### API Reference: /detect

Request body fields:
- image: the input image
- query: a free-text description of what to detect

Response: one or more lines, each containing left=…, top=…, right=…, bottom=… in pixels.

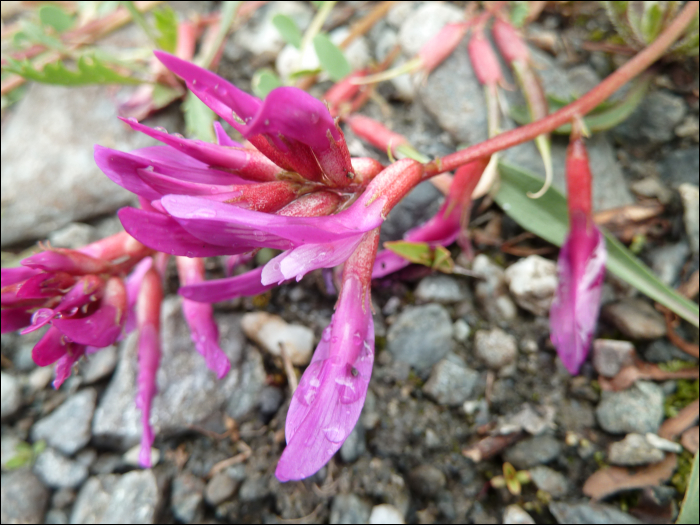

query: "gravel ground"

left=1, top=2, right=698, bottom=524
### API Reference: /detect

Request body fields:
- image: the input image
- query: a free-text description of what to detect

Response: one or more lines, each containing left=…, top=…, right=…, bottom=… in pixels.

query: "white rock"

left=241, top=312, right=314, bottom=365
left=646, top=433, right=684, bottom=453
left=503, top=504, right=535, bottom=524
left=505, top=255, right=558, bottom=316
left=123, top=444, right=161, bottom=467
left=234, top=2, right=313, bottom=57
left=1, top=372, right=22, bottom=421
left=398, top=3, right=463, bottom=56
left=679, top=183, right=699, bottom=254
left=453, top=319, right=470, bottom=342
left=369, top=504, right=405, bottom=524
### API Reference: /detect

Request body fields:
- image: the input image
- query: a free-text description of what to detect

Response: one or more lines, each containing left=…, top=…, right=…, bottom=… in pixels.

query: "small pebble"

left=122, top=444, right=160, bottom=468
left=422, top=355, right=479, bottom=406
left=503, top=504, right=535, bottom=524
left=453, top=319, right=470, bottom=342
left=592, top=339, right=635, bottom=378
left=205, top=472, right=239, bottom=506
left=0, top=372, right=22, bottom=420
left=608, top=433, right=665, bottom=466
left=408, top=464, right=446, bottom=498
left=504, top=255, right=557, bottom=316
left=602, top=299, right=667, bottom=340
left=241, top=312, right=313, bottom=365
left=646, top=432, right=683, bottom=453
left=529, top=466, right=569, bottom=498
left=474, top=328, right=518, bottom=370
left=503, top=435, right=562, bottom=469
left=369, top=503, right=405, bottom=524
left=679, top=183, right=699, bottom=255
left=33, top=448, right=88, bottom=489
left=415, top=274, right=468, bottom=304
left=596, top=381, right=664, bottom=434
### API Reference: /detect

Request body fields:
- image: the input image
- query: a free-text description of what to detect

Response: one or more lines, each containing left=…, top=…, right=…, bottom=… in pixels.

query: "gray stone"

left=70, top=475, right=118, bottom=524
left=501, top=404, right=557, bottom=436
left=608, top=433, right=665, bottom=466
left=0, top=372, right=21, bottom=420
left=503, top=505, right=535, bottom=524
left=340, top=422, right=366, bottom=463
left=52, top=486, right=77, bottom=508
left=503, top=435, right=562, bottom=469
left=679, top=183, right=699, bottom=255
left=398, top=2, right=463, bottom=56
left=1, top=470, right=49, bottom=524
left=596, top=381, right=664, bottom=434
left=612, top=90, right=687, bottom=146
left=407, top=464, right=446, bottom=499
left=643, top=338, right=698, bottom=363
left=630, top=176, right=674, bottom=205
left=415, top=274, right=469, bottom=304
left=659, top=148, right=699, bottom=189
left=205, top=471, right=239, bottom=506
left=423, top=354, right=479, bottom=406
left=472, top=255, right=517, bottom=322
left=79, top=346, right=118, bottom=384
left=602, top=299, right=667, bottom=340
left=549, top=501, right=643, bottom=524
left=33, top=448, right=88, bottom=489
left=387, top=304, right=453, bottom=373
left=380, top=181, right=443, bottom=244
left=238, top=473, right=270, bottom=502
left=592, top=340, right=635, bottom=378
left=93, top=299, right=265, bottom=448
left=330, top=493, right=372, bottom=524
left=529, top=466, right=569, bottom=498
left=649, top=242, right=690, bottom=286
left=369, top=504, right=405, bottom=524
left=259, top=385, right=284, bottom=416
left=453, top=318, right=470, bottom=342
left=0, top=83, right=160, bottom=247
left=505, top=256, right=558, bottom=316
left=474, top=328, right=518, bottom=370
left=45, top=509, right=69, bottom=524
left=48, top=222, right=97, bottom=249
left=31, top=388, right=96, bottom=455
left=171, top=473, right=205, bottom=523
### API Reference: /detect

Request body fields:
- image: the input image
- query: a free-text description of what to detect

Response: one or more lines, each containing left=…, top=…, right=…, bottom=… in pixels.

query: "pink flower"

left=275, top=229, right=379, bottom=482
left=549, top=130, right=606, bottom=374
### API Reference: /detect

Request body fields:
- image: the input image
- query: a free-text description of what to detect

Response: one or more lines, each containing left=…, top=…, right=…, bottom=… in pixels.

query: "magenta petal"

left=245, top=87, right=340, bottom=151
left=214, top=122, right=241, bottom=147
left=134, top=166, right=241, bottom=197
left=161, top=194, right=385, bottom=248
left=549, top=216, right=606, bottom=375
left=16, top=272, right=77, bottom=300
left=154, top=51, right=261, bottom=132
left=94, top=145, right=162, bottom=201
left=371, top=250, right=411, bottom=279
left=124, top=258, right=154, bottom=335
left=53, top=345, right=86, bottom=389
left=20, top=308, right=56, bottom=334
left=179, top=267, right=276, bottom=303
left=1, top=308, right=34, bottom=333
left=136, top=323, right=160, bottom=468
left=118, top=207, right=251, bottom=257
left=32, top=327, right=69, bottom=366
left=1, top=267, right=41, bottom=288
left=275, top=276, right=375, bottom=482
left=181, top=299, right=230, bottom=378
left=52, top=303, right=123, bottom=348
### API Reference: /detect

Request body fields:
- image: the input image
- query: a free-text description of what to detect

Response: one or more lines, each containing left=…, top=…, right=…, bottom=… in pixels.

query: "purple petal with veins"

left=275, top=275, right=374, bottom=481
left=179, top=267, right=277, bottom=303
left=160, top=193, right=386, bottom=249
left=549, top=213, right=606, bottom=375
left=118, top=207, right=252, bottom=257
left=262, top=235, right=363, bottom=285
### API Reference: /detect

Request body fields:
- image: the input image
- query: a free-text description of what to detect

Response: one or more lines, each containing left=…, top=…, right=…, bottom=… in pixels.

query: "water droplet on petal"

left=323, top=426, right=344, bottom=443
left=322, top=327, right=332, bottom=342
left=126, top=117, right=138, bottom=123
left=335, top=372, right=362, bottom=404
left=172, top=133, right=185, bottom=139
left=154, top=126, right=167, bottom=133
left=253, top=230, right=265, bottom=242
left=352, top=331, right=363, bottom=346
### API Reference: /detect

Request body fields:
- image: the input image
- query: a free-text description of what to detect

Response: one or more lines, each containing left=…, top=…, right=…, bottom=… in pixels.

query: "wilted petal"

left=275, top=275, right=374, bottom=482
left=549, top=214, right=606, bottom=375
left=118, top=207, right=253, bottom=257
left=261, top=235, right=363, bottom=285
left=179, top=267, right=276, bottom=303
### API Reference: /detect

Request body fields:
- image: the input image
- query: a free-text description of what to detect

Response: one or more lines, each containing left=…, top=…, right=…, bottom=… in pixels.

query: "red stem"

left=423, top=1, right=699, bottom=179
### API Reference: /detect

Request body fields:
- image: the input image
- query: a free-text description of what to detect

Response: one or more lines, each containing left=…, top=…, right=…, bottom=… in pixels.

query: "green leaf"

left=641, top=2, right=665, bottom=42
left=153, top=6, right=178, bottom=53
left=39, top=5, right=75, bottom=32
left=15, top=21, right=65, bottom=50
left=3, top=55, right=141, bottom=86
left=151, top=83, right=183, bottom=108
left=678, top=452, right=700, bottom=524
left=312, top=33, right=350, bottom=82
left=509, top=1, right=530, bottom=28
left=251, top=68, right=282, bottom=98
left=288, top=68, right=323, bottom=80
left=182, top=91, right=215, bottom=142
left=384, top=241, right=455, bottom=273
left=272, top=14, right=303, bottom=49
left=494, top=161, right=699, bottom=327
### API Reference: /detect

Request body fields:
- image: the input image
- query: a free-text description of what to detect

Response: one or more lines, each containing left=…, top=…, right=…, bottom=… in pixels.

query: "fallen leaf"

left=659, top=399, right=699, bottom=440
left=583, top=453, right=677, bottom=500
left=681, top=426, right=699, bottom=454
left=462, top=432, right=524, bottom=463
left=599, top=359, right=699, bottom=391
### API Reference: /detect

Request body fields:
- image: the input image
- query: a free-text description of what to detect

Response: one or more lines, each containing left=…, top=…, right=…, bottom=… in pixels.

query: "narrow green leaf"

left=288, top=68, right=323, bottom=80
left=3, top=55, right=141, bottom=86
left=312, top=33, right=350, bottom=82
left=272, top=14, right=303, bottom=49
left=509, top=1, right=530, bottom=28
left=182, top=92, right=215, bottom=142
left=251, top=68, right=282, bottom=99
left=16, top=21, right=65, bottom=50
left=677, top=452, right=699, bottom=524
left=153, top=6, right=178, bottom=53
left=641, top=2, right=664, bottom=42
left=494, top=161, right=699, bottom=327
left=385, top=241, right=434, bottom=266
left=39, top=5, right=75, bottom=32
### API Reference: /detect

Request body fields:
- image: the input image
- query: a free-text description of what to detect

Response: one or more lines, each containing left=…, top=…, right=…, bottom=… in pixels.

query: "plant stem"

left=423, top=0, right=699, bottom=179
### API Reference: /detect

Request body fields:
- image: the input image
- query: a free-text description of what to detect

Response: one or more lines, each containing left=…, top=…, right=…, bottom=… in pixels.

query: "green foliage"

left=251, top=68, right=283, bottom=98
left=384, top=241, right=455, bottom=273
left=678, top=452, right=699, bottom=524
left=153, top=6, right=178, bottom=53
left=13, top=21, right=65, bottom=50
left=664, top=379, right=699, bottom=418
left=4, top=440, right=46, bottom=470
left=39, top=5, right=75, bottom=32
left=509, top=1, right=530, bottom=28
left=494, top=161, right=700, bottom=327
left=272, top=14, right=303, bottom=49
left=3, top=55, right=141, bottom=86
left=182, top=92, right=215, bottom=143
left=312, top=33, right=350, bottom=82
